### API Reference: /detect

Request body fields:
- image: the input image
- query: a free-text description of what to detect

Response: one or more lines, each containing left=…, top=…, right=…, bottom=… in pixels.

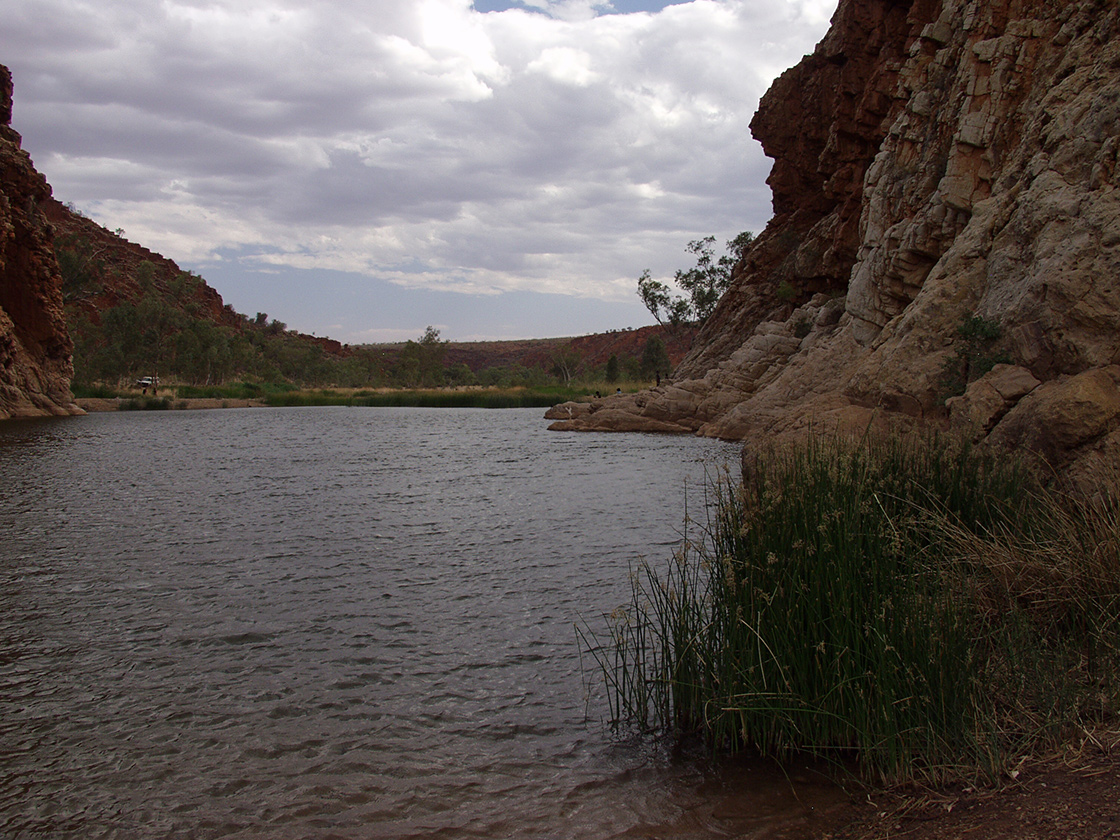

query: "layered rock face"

left=0, top=65, right=81, bottom=419
left=550, top=0, right=1120, bottom=483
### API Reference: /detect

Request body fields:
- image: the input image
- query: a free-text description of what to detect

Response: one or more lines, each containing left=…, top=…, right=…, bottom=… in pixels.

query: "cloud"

left=0, top=0, right=833, bottom=340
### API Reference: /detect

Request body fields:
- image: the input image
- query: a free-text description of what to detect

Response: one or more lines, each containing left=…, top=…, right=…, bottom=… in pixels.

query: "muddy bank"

left=824, top=748, right=1120, bottom=840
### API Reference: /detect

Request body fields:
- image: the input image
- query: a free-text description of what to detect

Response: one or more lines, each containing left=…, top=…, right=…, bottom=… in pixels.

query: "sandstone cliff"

left=0, top=64, right=81, bottom=419
left=549, top=0, right=1120, bottom=485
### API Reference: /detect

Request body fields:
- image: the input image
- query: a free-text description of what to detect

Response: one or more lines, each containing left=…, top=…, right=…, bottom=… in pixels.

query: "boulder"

left=986, top=367, right=1120, bottom=468
left=946, top=364, right=1041, bottom=437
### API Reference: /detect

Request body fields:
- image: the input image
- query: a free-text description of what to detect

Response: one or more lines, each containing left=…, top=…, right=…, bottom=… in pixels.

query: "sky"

left=1, top=0, right=836, bottom=343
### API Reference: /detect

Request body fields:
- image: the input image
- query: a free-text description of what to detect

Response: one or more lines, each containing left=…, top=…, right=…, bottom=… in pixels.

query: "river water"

left=0, top=406, right=846, bottom=839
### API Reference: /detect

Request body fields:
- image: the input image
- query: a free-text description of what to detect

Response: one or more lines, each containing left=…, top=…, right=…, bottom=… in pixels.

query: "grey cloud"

left=0, top=0, right=832, bottom=322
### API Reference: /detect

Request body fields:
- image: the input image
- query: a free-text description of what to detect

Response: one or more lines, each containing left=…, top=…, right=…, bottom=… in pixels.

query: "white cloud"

left=518, top=0, right=616, bottom=22
left=0, top=0, right=834, bottom=340
left=527, top=47, right=597, bottom=86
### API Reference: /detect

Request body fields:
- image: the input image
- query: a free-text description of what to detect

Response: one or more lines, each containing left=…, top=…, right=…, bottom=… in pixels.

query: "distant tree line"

left=57, top=235, right=671, bottom=393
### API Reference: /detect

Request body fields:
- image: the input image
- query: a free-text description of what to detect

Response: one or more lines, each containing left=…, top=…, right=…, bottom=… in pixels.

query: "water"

left=0, top=407, right=846, bottom=839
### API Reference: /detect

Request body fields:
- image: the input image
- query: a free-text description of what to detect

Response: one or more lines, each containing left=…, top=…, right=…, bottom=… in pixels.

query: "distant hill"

left=41, top=193, right=690, bottom=387
left=369, top=326, right=694, bottom=374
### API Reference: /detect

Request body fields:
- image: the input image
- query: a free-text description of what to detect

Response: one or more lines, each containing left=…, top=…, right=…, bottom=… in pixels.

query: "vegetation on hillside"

left=586, top=433, right=1120, bottom=786
left=56, top=229, right=676, bottom=395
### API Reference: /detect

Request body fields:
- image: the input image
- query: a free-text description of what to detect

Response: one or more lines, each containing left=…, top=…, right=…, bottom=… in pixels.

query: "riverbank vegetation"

left=257, top=385, right=604, bottom=409
left=61, top=245, right=674, bottom=397
left=55, top=212, right=686, bottom=401
left=588, top=433, right=1120, bottom=787
left=73, top=380, right=644, bottom=409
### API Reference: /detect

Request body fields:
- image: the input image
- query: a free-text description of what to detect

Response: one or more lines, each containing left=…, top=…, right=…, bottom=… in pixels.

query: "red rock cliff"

left=0, top=64, right=81, bottom=419
left=550, top=0, right=1120, bottom=486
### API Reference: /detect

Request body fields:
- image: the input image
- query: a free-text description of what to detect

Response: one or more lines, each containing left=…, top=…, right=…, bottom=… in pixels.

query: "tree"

left=725, top=230, right=755, bottom=263
left=637, top=270, right=673, bottom=327
left=416, top=326, right=447, bottom=385
left=135, top=260, right=157, bottom=293
left=173, top=319, right=233, bottom=385
left=396, top=326, right=447, bottom=387
left=99, top=302, right=143, bottom=383
left=550, top=346, right=583, bottom=384
left=637, top=231, right=754, bottom=328
left=445, top=362, right=476, bottom=387
left=55, top=234, right=106, bottom=303
left=605, top=354, right=620, bottom=383
left=640, top=335, right=671, bottom=380
left=135, top=295, right=184, bottom=382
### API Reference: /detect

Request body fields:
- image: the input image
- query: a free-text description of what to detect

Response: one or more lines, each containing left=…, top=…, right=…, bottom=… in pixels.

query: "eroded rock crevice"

left=0, top=64, right=81, bottom=419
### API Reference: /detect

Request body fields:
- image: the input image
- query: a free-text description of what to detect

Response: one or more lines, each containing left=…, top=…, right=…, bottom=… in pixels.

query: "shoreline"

left=824, top=747, right=1120, bottom=839
left=75, top=397, right=267, bottom=412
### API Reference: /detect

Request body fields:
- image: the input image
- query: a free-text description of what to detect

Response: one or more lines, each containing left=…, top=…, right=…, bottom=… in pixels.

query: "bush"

left=940, top=314, right=1011, bottom=400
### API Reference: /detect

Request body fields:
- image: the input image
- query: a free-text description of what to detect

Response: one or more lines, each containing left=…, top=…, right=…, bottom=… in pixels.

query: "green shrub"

left=176, top=381, right=295, bottom=400
left=940, top=314, right=1011, bottom=400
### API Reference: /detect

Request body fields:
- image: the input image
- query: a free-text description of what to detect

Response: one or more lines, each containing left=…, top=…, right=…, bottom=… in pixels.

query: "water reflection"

left=0, top=407, right=846, bottom=838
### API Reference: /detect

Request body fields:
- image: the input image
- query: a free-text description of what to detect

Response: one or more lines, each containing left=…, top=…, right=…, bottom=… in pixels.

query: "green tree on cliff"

left=638, top=231, right=754, bottom=328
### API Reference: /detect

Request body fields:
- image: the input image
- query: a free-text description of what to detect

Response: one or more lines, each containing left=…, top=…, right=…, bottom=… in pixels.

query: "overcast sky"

left=2, top=0, right=835, bottom=343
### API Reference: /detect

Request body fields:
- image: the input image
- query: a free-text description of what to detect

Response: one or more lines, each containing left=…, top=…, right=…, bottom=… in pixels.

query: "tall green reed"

left=589, top=433, right=1120, bottom=785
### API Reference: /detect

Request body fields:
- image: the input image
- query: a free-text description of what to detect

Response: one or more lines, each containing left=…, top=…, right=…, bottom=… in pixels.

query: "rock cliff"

left=549, top=0, right=1120, bottom=485
left=0, top=64, right=81, bottom=419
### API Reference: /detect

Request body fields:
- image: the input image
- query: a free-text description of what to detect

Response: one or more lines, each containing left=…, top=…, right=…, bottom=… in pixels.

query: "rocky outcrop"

left=0, top=64, right=81, bottom=419
left=551, top=0, right=1120, bottom=484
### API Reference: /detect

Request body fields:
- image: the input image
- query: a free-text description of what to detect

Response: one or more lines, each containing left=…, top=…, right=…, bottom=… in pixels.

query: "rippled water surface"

left=0, top=407, right=845, bottom=838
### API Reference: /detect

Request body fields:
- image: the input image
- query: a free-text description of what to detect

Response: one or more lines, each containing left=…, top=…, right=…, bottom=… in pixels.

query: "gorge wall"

left=0, top=64, right=81, bottom=419
left=549, top=0, right=1120, bottom=485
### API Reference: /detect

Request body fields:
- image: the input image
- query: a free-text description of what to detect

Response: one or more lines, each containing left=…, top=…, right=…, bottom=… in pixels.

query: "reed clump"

left=592, top=433, right=1120, bottom=786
